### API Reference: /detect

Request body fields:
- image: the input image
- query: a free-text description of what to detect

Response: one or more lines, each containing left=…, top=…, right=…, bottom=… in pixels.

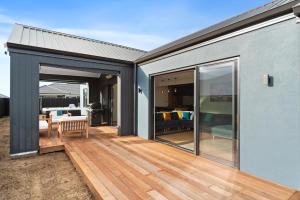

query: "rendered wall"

left=137, top=17, right=300, bottom=189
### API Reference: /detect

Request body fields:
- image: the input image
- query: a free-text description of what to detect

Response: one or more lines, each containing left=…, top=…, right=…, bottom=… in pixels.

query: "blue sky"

left=0, top=0, right=271, bottom=96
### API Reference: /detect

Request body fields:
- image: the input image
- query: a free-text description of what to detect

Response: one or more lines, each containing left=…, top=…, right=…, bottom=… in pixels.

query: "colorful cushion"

left=177, top=112, right=183, bottom=120
left=163, top=112, right=171, bottom=121
left=182, top=112, right=190, bottom=120
left=57, top=110, right=63, bottom=116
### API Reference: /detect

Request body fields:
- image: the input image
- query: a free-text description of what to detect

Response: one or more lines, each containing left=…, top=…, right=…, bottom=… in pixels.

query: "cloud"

left=0, top=14, right=14, bottom=24
left=0, top=11, right=174, bottom=96
left=55, top=28, right=170, bottom=51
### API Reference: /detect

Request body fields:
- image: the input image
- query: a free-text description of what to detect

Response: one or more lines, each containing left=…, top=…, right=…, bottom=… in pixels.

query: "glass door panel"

left=153, top=70, right=195, bottom=152
left=199, top=61, right=237, bottom=166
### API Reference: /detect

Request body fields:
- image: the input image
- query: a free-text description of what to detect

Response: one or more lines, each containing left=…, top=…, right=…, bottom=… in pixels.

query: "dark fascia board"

left=6, top=42, right=135, bottom=66
left=135, top=1, right=299, bottom=64
left=293, top=3, right=300, bottom=16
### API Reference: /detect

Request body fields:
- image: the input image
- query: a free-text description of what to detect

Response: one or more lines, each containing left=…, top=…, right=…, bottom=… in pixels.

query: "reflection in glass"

left=199, top=63, right=237, bottom=166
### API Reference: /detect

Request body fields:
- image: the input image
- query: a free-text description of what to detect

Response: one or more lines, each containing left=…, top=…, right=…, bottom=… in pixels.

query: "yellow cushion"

left=177, top=112, right=183, bottom=120
left=163, top=112, right=171, bottom=121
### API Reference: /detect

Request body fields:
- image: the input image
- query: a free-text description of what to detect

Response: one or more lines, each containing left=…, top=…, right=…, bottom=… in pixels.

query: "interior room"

left=38, top=65, right=119, bottom=141
left=153, top=61, right=237, bottom=166
left=154, top=70, right=195, bottom=151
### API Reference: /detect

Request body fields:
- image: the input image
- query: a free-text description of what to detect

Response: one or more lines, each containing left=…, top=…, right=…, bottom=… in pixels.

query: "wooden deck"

left=40, top=127, right=298, bottom=200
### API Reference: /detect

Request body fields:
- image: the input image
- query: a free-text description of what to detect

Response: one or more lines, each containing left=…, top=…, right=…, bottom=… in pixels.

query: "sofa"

left=155, top=111, right=233, bottom=137
left=155, top=111, right=194, bottom=134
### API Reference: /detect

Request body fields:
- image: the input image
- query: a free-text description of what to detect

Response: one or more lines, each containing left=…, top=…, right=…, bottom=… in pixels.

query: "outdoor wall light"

left=262, top=74, right=273, bottom=87
left=138, top=87, right=143, bottom=94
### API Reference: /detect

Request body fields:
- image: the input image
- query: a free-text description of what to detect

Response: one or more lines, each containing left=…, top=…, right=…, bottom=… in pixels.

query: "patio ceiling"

left=40, top=65, right=102, bottom=78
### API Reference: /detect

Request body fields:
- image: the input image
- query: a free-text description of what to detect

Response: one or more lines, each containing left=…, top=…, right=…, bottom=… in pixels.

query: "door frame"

left=148, top=57, right=240, bottom=168
left=149, top=66, right=197, bottom=153
left=197, top=57, right=240, bottom=168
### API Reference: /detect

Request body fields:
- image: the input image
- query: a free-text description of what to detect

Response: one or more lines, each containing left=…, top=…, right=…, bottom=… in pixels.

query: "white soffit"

left=39, top=65, right=101, bottom=78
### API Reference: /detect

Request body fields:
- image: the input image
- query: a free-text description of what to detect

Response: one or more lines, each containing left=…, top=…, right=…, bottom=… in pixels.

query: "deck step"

left=65, top=143, right=116, bottom=200
left=39, top=144, right=64, bottom=154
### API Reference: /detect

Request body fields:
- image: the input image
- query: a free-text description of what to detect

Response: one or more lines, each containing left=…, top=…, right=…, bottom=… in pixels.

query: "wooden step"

left=39, top=144, right=64, bottom=154
left=65, top=143, right=116, bottom=200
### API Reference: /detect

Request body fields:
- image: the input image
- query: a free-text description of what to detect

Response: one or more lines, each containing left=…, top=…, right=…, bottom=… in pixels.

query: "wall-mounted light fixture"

left=262, top=74, right=273, bottom=87
left=138, top=87, right=143, bottom=93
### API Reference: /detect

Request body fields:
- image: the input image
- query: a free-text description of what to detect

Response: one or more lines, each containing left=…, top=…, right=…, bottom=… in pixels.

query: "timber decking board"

left=40, top=127, right=297, bottom=200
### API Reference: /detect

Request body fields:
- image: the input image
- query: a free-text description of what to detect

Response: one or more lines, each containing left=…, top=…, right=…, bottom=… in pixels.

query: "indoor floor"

left=157, top=131, right=233, bottom=162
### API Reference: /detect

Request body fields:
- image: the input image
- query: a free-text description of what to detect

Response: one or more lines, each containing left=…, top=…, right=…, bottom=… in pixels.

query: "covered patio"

left=7, top=24, right=145, bottom=156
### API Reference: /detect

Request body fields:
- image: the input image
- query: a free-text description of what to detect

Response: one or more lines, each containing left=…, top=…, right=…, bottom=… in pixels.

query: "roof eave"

left=135, top=1, right=298, bottom=64
left=6, top=42, right=135, bottom=65
left=293, top=3, right=300, bottom=16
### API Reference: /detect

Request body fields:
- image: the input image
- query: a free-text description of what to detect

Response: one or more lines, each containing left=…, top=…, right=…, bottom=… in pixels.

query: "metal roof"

left=136, top=0, right=300, bottom=63
left=40, top=83, right=80, bottom=96
left=6, top=24, right=146, bottom=63
left=0, top=94, right=9, bottom=98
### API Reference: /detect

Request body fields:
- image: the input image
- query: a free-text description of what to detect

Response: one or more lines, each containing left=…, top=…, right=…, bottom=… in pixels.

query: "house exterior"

left=39, top=83, right=80, bottom=98
left=6, top=0, right=300, bottom=191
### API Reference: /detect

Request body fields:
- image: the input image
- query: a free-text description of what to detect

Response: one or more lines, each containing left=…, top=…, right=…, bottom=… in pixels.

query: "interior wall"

left=137, top=17, right=300, bottom=190
left=155, top=86, right=168, bottom=107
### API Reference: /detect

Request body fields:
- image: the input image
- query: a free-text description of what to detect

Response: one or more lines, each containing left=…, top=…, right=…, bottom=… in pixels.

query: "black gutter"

left=136, top=0, right=300, bottom=64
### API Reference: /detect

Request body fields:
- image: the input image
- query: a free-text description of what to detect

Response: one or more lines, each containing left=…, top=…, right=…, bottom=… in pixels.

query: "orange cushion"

left=177, top=112, right=183, bottom=120
left=163, top=112, right=171, bottom=121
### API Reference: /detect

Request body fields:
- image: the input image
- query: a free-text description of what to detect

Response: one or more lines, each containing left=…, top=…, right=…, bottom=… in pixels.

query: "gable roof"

left=136, top=0, right=300, bottom=63
left=40, top=83, right=80, bottom=96
left=6, top=24, right=146, bottom=63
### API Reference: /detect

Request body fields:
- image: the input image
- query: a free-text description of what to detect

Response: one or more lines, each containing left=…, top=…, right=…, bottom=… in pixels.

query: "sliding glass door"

left=198, top=60, right=238, bottom=167
left=151, top=59, right=239, bottom=167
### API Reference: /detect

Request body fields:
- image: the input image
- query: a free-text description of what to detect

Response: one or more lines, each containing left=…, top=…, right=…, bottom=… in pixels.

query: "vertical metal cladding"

left=10, top=53, right=39, bottom=154
left=9, top=50, right=135, bottom=154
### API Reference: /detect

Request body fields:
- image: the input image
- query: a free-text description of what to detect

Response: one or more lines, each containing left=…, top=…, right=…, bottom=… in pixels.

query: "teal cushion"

left=202, top=113, right=213, bottom=123
left=182, top=112, right=190, bottom=120
left=57, top=110, right=63, bottom=116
